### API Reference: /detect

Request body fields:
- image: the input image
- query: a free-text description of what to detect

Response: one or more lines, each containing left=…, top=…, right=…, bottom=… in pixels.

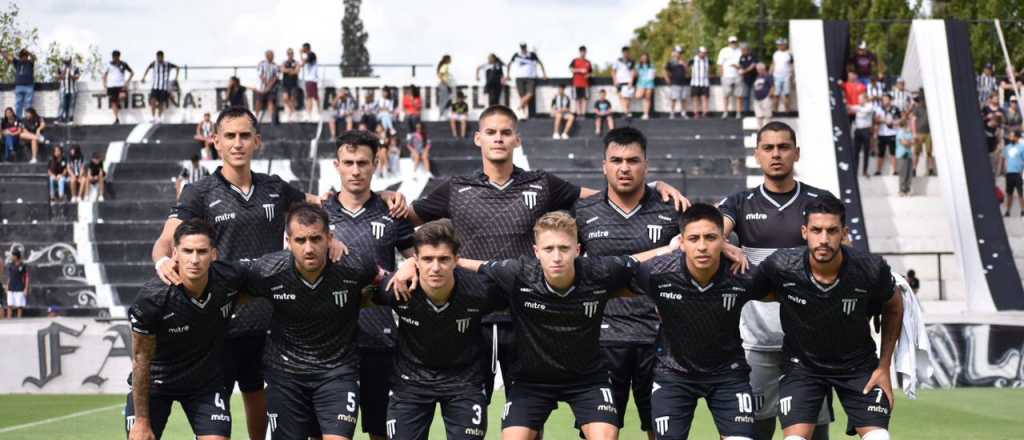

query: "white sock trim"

left=861, top=429, right=891, bottom=440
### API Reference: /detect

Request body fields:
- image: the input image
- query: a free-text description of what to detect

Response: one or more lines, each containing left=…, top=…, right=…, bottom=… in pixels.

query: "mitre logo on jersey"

left=722, top=293, right=738, bottom=311
left=647, top=224, right=663, bottom=242
left=587, top=230, right=609, bottom=239
left=745, top=212, right=768, bottom=221
left=522, top=191, right=538, bottom=209
left=456, top=318, right=471, bottom=333
left=370, top=221, right=386, bottom=239
left=842, top=298, right=858, bottom=315
left=214, top=212, right=236, bottom=223
left=262, top=203, right=275, bottom=221
left=333, top=290, right=348, bottom=307
left=273, top=292, right=296, bottom=301
left=583, top=300, right=600, bottom=317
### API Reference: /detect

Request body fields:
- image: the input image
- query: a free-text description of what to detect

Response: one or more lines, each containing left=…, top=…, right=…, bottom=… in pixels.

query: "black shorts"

left=1007, top=172, right=1023, bottom=196
left=986, top=136, right=998, bottom=153
left=387, top=386, right=489, bottom=439
left=574, top=87, right=589, bottom=100
left=282, top=84, right=301, bottom=98
left=359, top=349, right=393, bottom=436
left=649, top=369, right=754, bottom=439
left=691, top=86, right=709, bottom=97
left=516, top=78, right=537, bottom=97
left=257, top=85, right=279, bottom=105
left=124, top=389, right=232, bottom=438
left=877, top=136, right=896, bottom=157
left=779, top=365, right=890, bottom=434
left=223, top=334, right=266, bottom=393
left=599, top=343, right=655, bottom=431
left=265, top=370, right=360, bottom=440
left=502, top=379, right=619, bottom=431
left=481, top=322, right=517, bottom=401
left=149, top=89, right=170, bottom=104
left=107, top=87, right=125, bottom=101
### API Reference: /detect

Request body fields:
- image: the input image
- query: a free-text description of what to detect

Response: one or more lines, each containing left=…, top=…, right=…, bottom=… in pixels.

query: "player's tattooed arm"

left=865, top=290, right=904, bottom=408
left=129, top=333, right=157, bottom=440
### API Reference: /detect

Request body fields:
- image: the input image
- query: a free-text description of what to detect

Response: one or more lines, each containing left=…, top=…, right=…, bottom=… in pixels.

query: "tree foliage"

left=341, top=0, right=373, bottom=77
left=932, top=0, right=1024, bottom=74
left=0, top=2, right=102, bottom=82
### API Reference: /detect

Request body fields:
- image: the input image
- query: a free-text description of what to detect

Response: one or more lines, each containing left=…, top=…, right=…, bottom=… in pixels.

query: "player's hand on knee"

left=156, top=256, right=182, bottom=285
left=863, top=366, right=894, bottom=409
left=128, top=418, right=156, bottom=440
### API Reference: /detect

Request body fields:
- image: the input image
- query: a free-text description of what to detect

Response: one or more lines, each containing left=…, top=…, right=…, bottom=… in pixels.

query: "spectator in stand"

left=977, top=63, right=999, bottom=107
left=281, top=48, right=301, bottom=120
left=176, top=154, right=209, bottom=201
left=999, top=67, right=1024, bottom=105
left=5, top=249, right=29, bottom=319
left=329, top=87, right=358, bottom=139
left=593, top=89, right=614, bottom=135
left=771, top=38, right=794, bottom=112
left=866, top=73, right=887, bottom=109
left=910, top=93, right=937, bottom=176
left=21, top=108, right=45, bottom=163
left=66, top=145, right=86, bottom=202
left=360, top=90, right=380, bottom=132
left=1005, top=96, right=1022, bottom=134
left=387, top=134, right=401, bottom=176
left=551, top=83, right=576, bottom=139
left=875, top=94, right=902, bottom=175
left=47, top=145, right=69, bottom=203
left=896, top=118, right=915, bottom=196
left=2, top=108, right=22, bottom=162
left=508, top=42, right=547, bottom=119
left=752, top=62, right=775, bottom=127
left=717, top=36, right=744, bottom=118
left=3, top=49, right=36, bottom=118
left=739, top=42, right=758, bottom=113
left=374, top=133, right=391, bottom=177
left=225, top=76, right=247, bottom=108
left=57, top=56, right=80, bottom=124
left=843, top=71, right=866, bottom=121
left=906, top=270, right=920, bottom=293
left=255, top=50, right=281, bottom=125
left=982, top=92, right=1005, bottom=171
left=852, top=91, right=877, bottom=177
left=690, top=46, right=711, bottom=118
left=569, top=46, right=593, bottom=117
left=300, top=43, right=321, bottom=121
left=612, top=46, right=637, bottom=119
left=664, top=45, right=690, bottom=119
left=407, top=122, right=431, bottom=176
left=402, top=86, right=423, bottom=136
left=636, top=52, right=657, bottom=120
left=849, top=41, right=877, bottom=85
left=891, top=77, right=911, bottom=113
left=377, top=87, right=399, bottom=136
left=102, top=50, right=133, bottom=125
left=1004, top=130, right=1024, bottom=216
left=86, top=152, right=106, bottom=201
left=141, top=50, right=179, bottom=123
left=449, top=91, right=469, bottom=139
left=194, top=112, right=215, bottom=159
left=477, top=53, right=506, bottom=107
left=437, top=54, right=455, bottom=119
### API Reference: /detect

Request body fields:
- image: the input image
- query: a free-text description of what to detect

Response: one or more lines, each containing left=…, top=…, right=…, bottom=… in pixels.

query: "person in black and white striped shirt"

left=141, top=51, right=179, bottom=123
left=57, top=57, right=80, bottom=124
left=977, top=64, right=998, bottom=108
left=175, top=154, right=209, bottom=201
left=690, top=47, right=711, bottom=118
left=890, top=78, right=911, bottom=113
left=551, top=83, right=576, bottom=139
left=256, top=50, right=281, bottom=125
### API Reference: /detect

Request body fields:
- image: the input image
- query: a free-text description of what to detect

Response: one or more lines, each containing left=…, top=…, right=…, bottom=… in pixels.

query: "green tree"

left=932, top=0, right=1024, bottom=74
left=341, top=0, right=372, bottom=77
left=0, top=1, right=102, bottom=82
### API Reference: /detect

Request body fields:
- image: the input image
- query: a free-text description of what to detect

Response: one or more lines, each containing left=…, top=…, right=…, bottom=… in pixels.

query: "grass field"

left=0, top=388, right=1020, bottom=439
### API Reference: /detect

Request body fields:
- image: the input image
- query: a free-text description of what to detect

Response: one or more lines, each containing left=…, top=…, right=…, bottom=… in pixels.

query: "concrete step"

left=92, top=221, right=164, bottom=242
left=95, top=241, right=154, bottom=262
left=0, top=222, right=73, bottom=242
left=0, top=181, right=50, bottom=202
left=96, top=200, right=174, bottom=222
left=868, top=236, right=955, bottom=253
left=857, top=175, right=944, bottom=197
left=0, top=202, right=75, bottom=222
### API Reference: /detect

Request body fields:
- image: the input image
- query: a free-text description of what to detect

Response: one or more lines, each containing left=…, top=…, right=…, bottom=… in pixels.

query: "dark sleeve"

left=870, top=258, right=896, bottom=304
left=169, top=62, right=179, bottom=69
left=146, top=61, right=155, bottom=70
left=568, top=60, right=575, bottom=70
left=344, top=252, right=379, bottom=286
left=170, top=182, right=204, bottom=221
left=631, top=262, right=653, bottom=297
left=280, top=178, right=307, bottom=206
left=748, top=256, right=778, bottom=299
left=603, top=255, right=639, bottom=291
left=179, top=167, right=189, bottom=179
left=411, top=179, right=451, bottom=222
left=736, top=271, right=764, bottom=302
left=124, top=63, right=133, bottom=73
left=373, top=274, right=397, bottom=306
left=228, top=260, right=267, bottom=297
left=394, top=219, right=415, bottom=252
left=477, top=273, right=510, bottom=313
left=545, top=172, right=582, bottom=211
left=716, top=192, right=742, bottom=225
left=477, top=258, right=523, bottom=299
left=128, top=289, right=163, bottom=335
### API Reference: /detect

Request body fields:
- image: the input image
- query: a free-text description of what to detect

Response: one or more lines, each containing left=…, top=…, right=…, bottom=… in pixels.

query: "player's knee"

left=784, top=436, right=809, bottom=440
left=860, top=429, right=890, bottom=440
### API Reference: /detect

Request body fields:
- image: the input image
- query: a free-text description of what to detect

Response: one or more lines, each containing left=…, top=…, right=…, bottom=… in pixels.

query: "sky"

left=21, top=0, right=668, bottom=83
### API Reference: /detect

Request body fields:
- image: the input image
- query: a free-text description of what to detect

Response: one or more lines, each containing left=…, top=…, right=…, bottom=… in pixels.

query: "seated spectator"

left=47, top=146, right=69, bottom=202
left=551, top=84, right=575, bottom=139
left=194, top=112, right=216, bottom=160
left=406, top=122, right=431, bottom=177
left=20, top=108, right=45, bottom=163
left=377, top=87, right=398, bottom=136
left=593, top=89, right=614, bottom=135
left=402, top=86, right=423, bottom=136
left=86, top=152, right=106, bottom=201
left=226, top=76, right=247, bottom=108
left=375, top=134, right=391, bottom=178
left=2, top=107, right=24, bottom=162
left=449, top=91, right=469, bottom=139
left=1004, top=130, right=1023, bottom=216
left=66, top=145, right=87, bottom=202
left=176, top=154, right=209, bottom=201
left=329, top=87, right=357, bottom=139
left=752, top=63, right=775, bottom=127
left=387, top=135, right=401, bottom=176
left=360, top=91, right=380, bottom=132
left=896, top=118, right=915, bottom=196
left=5, top=249, right=29, bottom=319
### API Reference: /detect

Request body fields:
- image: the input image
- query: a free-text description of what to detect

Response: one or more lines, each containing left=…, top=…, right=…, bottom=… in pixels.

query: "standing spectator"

left=896, top=118, right=915, bottom=196
left=176, top=154, right=209, bottom=201
left=1004, top=130, right=1024, bottom=216
left=906, top=270, right=920, bottom=293
left=1006, top=96, right=1023, bottom=134
left=891, top=77, right=911, bottom=113
left=982, top=92, right=1005, bottom=171
left=752, top=63, right=775, bottom=127
left=255, top=50, right=281, bottom=125
left=550, top=83, right=575, bottom=139
left=436, top=54, right=454, bottom=118
left=21, top=108, right=45, bottom=163
left=739, top=43, right=758, bottom=114
left=141, top=50, right=179, bottom=123
left=852, top=92, right=876, bottom=177
left=770, top=38, right=794, bottom=112
left=508, top=43, right=547, bottom=119
left=225, top=76, right=247, bottom=108
left=690, top=47, right=711, bottom=118
left=999, top=67, right=1024, bottom=105
left=5, top=249, right=29, bottom=319
left=611, top=46, right=637, bottom=119
left=102, top=50, right=133, bottom=125
left=717, top=36, right=743, bottom=118
left=360, top=90, right=380, bottom=132
left=330, top=87, right=358, bottom=139
left=977, top=64, right=999, bottom=107
left=281, top=48, right=301, bottom=121
left=67, top=145, right=87, bottom=203
left=866, top=73, right=887, bottom=109
left=377, top=87, right=399, bottom=136
left=843, top=71, right=866, bottom=120
left=476, top=53, right=506, bottom=107
left=402, top=86, right=423, bottom=136
left=3, top=49, right=36, bottom=118
left=636, top=52, right=657, bottom=120
left=875, top=94, right=902, bottom=175
left=194, top=112, right=215, bottom=159
left=569, top=46, right=593, bottom=116
left=449, top=91, right=469, bottom=139
left=86, top=152, right=106, bottom=201
left=57, top=56, right=80, bottom=124
left=47, top=145, right=69, bottom=202
left=407, top=122, right=431, bottom=176
left=386, top=134, right=401, bottom=176
left=910, top=94, right=936, bottom=176
left=593, top=89, right=614, bottom=135
left=848, top=41, right=877, bottom=85
left=664, top=46, right=690, bottom=119
left=300, top=43, right=321, bottom=121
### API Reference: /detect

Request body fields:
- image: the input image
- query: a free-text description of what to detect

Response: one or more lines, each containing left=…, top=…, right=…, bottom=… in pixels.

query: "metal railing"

left=876, top=251, right=955, bottom=300
left=180, top=63, right=433, bottom=80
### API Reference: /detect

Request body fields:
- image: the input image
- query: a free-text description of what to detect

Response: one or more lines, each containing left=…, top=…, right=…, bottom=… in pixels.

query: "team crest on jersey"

left=842, top=298, right=857, bottom=315
left=370, top=221, right=386, bottom=239
left=220, top=303, right=231, bottom=318
left=333, top=290, right=349, bottom=307
left=456, top=317, right=471, bottom=333
left=262, top=203, right=276, bottom=221
left=722, top=293, right=738, bottom=311
left=647, top=224, right=663, bottom=242
left=522, top=191, right=538, bottom=209
left=583, top=300, right=599, bottom=318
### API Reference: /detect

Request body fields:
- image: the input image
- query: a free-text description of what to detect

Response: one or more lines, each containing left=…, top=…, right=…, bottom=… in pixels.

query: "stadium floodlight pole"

left=994, top=19, right=1022, bottom=105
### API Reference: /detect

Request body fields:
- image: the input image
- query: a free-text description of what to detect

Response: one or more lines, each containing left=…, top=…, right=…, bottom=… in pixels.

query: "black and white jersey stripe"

left=149, top=61, right=177, bottom=91
left=690, top=56, right=710, bottom=87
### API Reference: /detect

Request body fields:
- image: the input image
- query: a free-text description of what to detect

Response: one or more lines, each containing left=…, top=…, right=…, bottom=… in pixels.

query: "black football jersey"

left=127, top=262, right=243, bottom=396
left=170, top=167, right=307, bottom=338
left=575, top=189, right=680, bottom=344
left=326, top=193, right=414, bottom=352
left=243, top=251, right=378, bottom=378
left=634, top=252, right=764, bottom=380
left=751, top=246, right=895, bottom=374
left=375, top=268, right=506, bottom=395
left=478, top=255, right=637, bottom=384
